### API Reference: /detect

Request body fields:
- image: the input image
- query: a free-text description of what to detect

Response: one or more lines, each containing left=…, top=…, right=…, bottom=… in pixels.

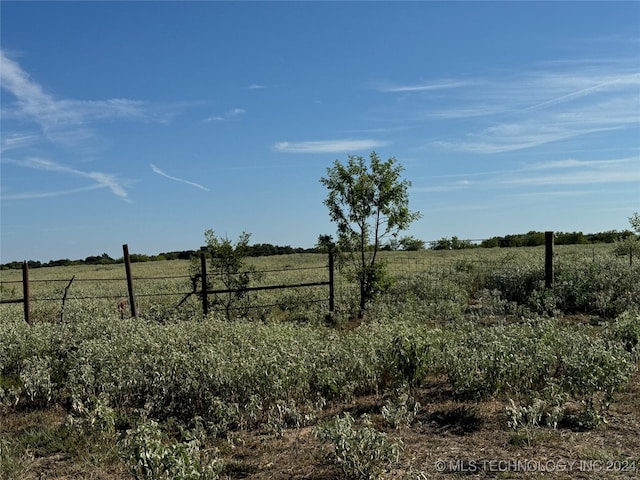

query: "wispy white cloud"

left=412, top=156, right=640, bottom=194
left=204, top=108, right=246, bottom=122
left=432, top=87, right=639, bottom=153
left=273, top=139, right=389, bottom=154
left=506, top=156, right=640, bottom=186
left=3, top=157, right=130, bottom=200
left=523, top=158, right=630, bottom=171
left=426, top=105, right=505, bottom=120
left=149, top=163, right=209, bottom=191
left=0, top=50, right=179, bottom=146
left=524, top=73, right=640, bottom=111
left=2, top=184, right=107, bottom=201
left=411, top=180, right=472, bottom=193
left=377, top=60, right=640, bottom=154
left=511, top=190, right=593, bottom=200
left=434, top=122, right=620, bottom=154
left=248, top=84, right=266, bottom=90
left=376, top=79, right=473, bottom=93
left=0, top=133, right=41, bottom=154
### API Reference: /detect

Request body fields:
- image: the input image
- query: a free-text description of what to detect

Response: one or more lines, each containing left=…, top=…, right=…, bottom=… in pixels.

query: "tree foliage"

left=613, top=213, right=640, bottom=264
left=199, top=230, right=263, bottom=320
left=320, top=152, right=421, bottom=314
left=398, top=236, right=425, bottom=251
left=630, top=212, right=640, bottom=234
left=431, top=236, right=475, bottom=250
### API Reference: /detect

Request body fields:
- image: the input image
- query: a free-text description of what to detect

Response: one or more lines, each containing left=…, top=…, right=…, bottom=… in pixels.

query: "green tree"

left=320, top=152, right=421, bottom=315
left=431, top=237, right=452, bottom=250
left=399, top=235, right=425, bottom=251
left=613, top=213, right=640, bottom=264
left=199, top=230, right=263, bottom=320
left=630, top=212, right=640, bottom=233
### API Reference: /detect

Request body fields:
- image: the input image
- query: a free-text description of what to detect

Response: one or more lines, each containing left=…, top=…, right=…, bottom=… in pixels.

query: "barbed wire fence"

left=1, top=234, right=631, bottom=324
left=0, top=245, right=336, bottom=324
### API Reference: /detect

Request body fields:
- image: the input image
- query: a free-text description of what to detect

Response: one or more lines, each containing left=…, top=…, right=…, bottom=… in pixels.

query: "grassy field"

left=1, top=244, right=638, bottom=479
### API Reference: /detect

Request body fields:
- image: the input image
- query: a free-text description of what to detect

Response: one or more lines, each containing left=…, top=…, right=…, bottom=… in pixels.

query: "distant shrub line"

left=431, top=230, right=637, bottom=250
left=2, top=229, right=637, bottom=270
left=0, top=244, right=314, bottom=270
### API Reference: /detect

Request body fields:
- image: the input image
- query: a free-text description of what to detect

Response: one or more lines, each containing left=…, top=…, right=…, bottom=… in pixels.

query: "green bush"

left=314, top=413, right=403, bottom=479
left=380, top=273, right=467, bottom=322
left=606, top=311, right=640, bottom=360
left=119, top=419, right=222, bottom=480
left=553, top=261, right=640, bottom=317
left=482, top=257, right=640, bottom=318
left=439, top=319, right=635, bottom=419
left=381, top=385, right=421, bottom=429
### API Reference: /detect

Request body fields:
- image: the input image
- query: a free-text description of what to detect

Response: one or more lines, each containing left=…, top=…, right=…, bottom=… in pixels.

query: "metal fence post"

left=22, top=261, right=31, bottom=325
left=328, top=248, right=335, bottom=313
left=200, top=248, right=209, bottom=316
left=122, top=244, right=137, bottom=318
left=545, top=231, right=554, bottom=289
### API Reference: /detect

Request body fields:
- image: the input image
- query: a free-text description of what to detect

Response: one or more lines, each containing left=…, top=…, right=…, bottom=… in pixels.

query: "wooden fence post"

left=122, top=244, right=137, bottom=318
left=200, top=248, right=208, bottom=316
left=22, top=261, right=31, bottom=325
left=545, top=231, right=554, bottom=289
left=328, top=248, right=335, bottom=313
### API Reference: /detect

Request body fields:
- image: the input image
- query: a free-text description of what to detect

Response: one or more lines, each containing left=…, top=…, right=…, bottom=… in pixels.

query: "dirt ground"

left=3, top=371, right=638, bottom=480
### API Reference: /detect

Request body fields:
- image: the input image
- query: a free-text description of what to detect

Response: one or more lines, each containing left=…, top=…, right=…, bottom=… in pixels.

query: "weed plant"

left=314, top=412, right=403, bottom=480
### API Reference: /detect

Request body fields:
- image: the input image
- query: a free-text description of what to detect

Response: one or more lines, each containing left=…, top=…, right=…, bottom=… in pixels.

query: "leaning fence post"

left=22, top=261, right=31, bottom=325
left=122, top=244, right=137, bottom=318
left=60, top=275, right=75, bottom=323
left=545, top=231, right=554, bottom=289
left=328, top=248, right=335, bottom=313
left=200, top=248, right=209, bottom=316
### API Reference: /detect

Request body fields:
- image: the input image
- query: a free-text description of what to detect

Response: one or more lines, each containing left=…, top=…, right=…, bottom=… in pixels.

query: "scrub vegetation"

left=1, top=244, right=639, bottom=479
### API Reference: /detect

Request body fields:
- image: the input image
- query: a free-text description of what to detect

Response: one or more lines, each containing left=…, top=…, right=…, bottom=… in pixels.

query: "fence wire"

left=0, top=260, right=334, bottom=320
left=2, top=243, right=632, bottom=322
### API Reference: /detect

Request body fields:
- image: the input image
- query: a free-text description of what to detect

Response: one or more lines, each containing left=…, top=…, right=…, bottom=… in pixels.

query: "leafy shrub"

left=314, top=413, right=403, bottom=480
left=470, top=288, right=527, bottom=319
left=556, top=332, right=634, bottom=415
left=481, top=256, right=640, bottom=318
left=381, top=385, right=421, bottom=429
left=119, top=419, right=222, bottom=480
left=483, top=264, right=543, bottom=308
left=380, top=273, right=467, bottom=322
left=506, top=398, right=564, bottom=430
left=384, top=334, right=431, bottom=387
left=553, top=261, right=640, bottom=317
left=606, top=311, right=640, bottom=360
left=440, top=319, right=635, bottom=417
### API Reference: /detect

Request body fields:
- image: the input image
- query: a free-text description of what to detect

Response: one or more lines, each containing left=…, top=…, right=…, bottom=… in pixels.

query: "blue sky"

left=1, top=1, right=639, bottom=263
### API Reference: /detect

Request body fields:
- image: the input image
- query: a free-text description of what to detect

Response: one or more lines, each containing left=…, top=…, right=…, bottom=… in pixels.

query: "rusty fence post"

left=122, top=244, right=137, bottom=318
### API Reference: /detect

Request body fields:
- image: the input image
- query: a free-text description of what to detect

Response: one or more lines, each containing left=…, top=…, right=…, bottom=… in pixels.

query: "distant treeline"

left=1, top=231, right=636, bottom=269
left=431, top=230, right=637, bottom=250
left=0, top=244, right=315, bottom=270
